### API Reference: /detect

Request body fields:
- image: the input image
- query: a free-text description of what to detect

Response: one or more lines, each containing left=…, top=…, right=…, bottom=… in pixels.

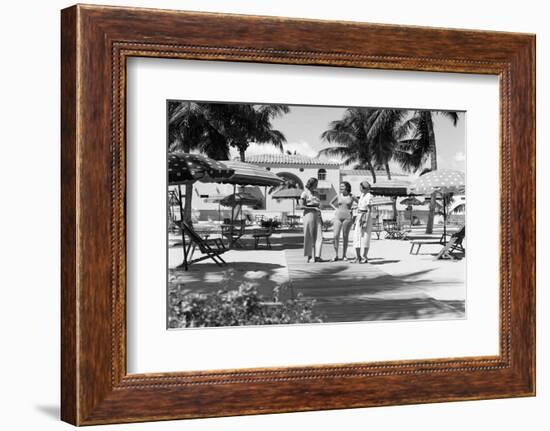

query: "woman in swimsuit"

left=329, top=182, right=356, bottom=261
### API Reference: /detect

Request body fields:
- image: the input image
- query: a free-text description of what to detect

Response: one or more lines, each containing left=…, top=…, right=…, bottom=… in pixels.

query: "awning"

left=271, top=188, right=303, bottom=199
left=370, top=176, right=411, bottom=197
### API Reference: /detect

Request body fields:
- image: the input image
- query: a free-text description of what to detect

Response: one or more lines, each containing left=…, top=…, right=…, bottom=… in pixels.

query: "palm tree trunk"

left=183, top=183, right=193, bottom=224
left=384, top=162, right=398, bottom=220
left=239, top=146, right=246, bottom=162
left=384, top=162, right=392, bottom=180
left=425, top=113, right=437, bottom=234
left=179, top=138, right=194, bottom=225
left=368, top=162, right=377, bottom=184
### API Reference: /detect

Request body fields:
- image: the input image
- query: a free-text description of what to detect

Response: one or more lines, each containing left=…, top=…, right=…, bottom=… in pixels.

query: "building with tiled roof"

left=184, top=153, right=463, bottom=225
left=244, top=154, right=340, bottom=167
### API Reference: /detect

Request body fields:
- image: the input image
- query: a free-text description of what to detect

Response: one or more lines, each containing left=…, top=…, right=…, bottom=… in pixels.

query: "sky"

left=229, top=104, right=466, bottom=173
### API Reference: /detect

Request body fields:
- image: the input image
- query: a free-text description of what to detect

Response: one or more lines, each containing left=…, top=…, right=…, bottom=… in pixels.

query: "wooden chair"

left=252, top=226, right=273, bottom=249
left=180, top=221, right=228, bottom=270
left=221, top=219, right=246, bottom=249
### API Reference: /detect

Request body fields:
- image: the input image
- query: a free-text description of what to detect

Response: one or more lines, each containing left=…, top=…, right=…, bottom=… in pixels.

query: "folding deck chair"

left=409, top=226, right=465, bottom=256
left=180, top=221, right=228, bottom=270
left=435, top=227, right=466, bottom=260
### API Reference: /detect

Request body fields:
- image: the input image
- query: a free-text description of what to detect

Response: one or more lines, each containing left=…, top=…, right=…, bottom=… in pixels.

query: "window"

left=319, top=193, right=327, bottom=201
left=317, top=169, right=326, bottom=180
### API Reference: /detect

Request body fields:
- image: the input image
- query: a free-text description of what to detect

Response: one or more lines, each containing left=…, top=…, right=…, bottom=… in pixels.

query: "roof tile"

left=243, top=154, right=340, bottom=166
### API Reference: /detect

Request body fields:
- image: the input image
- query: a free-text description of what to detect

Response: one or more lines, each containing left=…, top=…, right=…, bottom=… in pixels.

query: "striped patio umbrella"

left=370, top=196, right=395, bottom=206
left=222, top=160, right=284, bottom=187
left=168, top=152, right=234, bottom=185
left=271, top=187, right=304, bottom=217
left=167, top=152, right=234, bottom=269
left=220, top=192, right=262, bottom=222
left=400, top=197, right=424, bottom=206
left=220, top=192, right=261, bottom=208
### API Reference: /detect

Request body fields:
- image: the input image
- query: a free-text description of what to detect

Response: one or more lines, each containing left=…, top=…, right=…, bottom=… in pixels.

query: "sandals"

left=330, top=257, right=339, bottom=262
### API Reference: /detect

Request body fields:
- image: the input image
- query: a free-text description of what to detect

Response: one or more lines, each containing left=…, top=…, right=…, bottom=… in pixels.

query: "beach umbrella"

left=408, top=170, right=465, bottom=242
left=203, top=194, right=227, bottom=222
left=452, top=203, right=466, bottom=213
left=168, top=152, right=234, bottom=185
left=220, top=192, right=261, bottom=208
left=215, top=160, right=284, bottom=224
left=271, top=187, right=303, bottom=217
left=168, top=153, right=234, bottom=225
left=167, top=152, right=234, bottom=269
left=220, top=192, right=262, bottom=222
left=370, top=196, right=395, bottom=206
left=408, top=169, right=465, bottom=195
left=222, top=160, right=284, bottom=187
left=400, top=197, right=424, bottom=206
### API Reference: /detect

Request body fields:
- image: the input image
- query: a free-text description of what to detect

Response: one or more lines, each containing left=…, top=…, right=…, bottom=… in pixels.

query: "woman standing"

left=351, top=181, right=374, bottom=263
left=299, top=178, right=323, bottom=263
left=329, top=182, right=355, bottom=261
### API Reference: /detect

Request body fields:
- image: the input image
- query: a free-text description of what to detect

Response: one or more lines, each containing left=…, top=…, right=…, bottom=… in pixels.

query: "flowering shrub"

left=168, top=282, right=323, bottom=328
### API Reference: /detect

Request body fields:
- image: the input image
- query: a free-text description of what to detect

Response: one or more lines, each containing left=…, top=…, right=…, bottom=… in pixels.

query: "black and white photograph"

left=167, top=101, right=466, bottom=328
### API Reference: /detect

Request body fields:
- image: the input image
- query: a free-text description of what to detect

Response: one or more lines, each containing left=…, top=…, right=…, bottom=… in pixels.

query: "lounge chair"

left=435, top=227, right=466, bottom=260
left=252, top=226, right=273, bottom=249
left=180, top=221, right=228, bottom=270
left=409, top=226, right=465, bottom=257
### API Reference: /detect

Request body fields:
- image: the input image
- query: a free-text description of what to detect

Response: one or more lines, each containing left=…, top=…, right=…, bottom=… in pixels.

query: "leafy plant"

left=261, top=219, right=281, bottom=229
left=168, top=282, right=323, bottom=328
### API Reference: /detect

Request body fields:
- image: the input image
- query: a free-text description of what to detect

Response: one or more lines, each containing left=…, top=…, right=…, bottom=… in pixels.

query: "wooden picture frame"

left=61, top=4, right=535, bottom=425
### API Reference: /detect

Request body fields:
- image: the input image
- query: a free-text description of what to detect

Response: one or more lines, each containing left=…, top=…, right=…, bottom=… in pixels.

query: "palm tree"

left=319, top=108, right=378, bottom=181
left=364, top=108, right=407, bottom=179
left=319, top=108, right=406, bottom=218
left=210, top=104, right=290, bottom=161
left=395, top=110, right=459, bottom=233
left=363, top=109, right=407, bottom=218
left=168, top=102, right=291, bottom=222
left=168, top=101, right=231, bottom=224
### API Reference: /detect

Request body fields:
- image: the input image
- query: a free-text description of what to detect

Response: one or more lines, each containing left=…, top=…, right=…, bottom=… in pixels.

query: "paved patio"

left=168, top=229, right=466, bottom=323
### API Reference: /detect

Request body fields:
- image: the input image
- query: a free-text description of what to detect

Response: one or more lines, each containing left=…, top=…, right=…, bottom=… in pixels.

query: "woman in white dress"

left=299, top=178, right=324, bottom=263
left=351, top=181, right=374, bottom=263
